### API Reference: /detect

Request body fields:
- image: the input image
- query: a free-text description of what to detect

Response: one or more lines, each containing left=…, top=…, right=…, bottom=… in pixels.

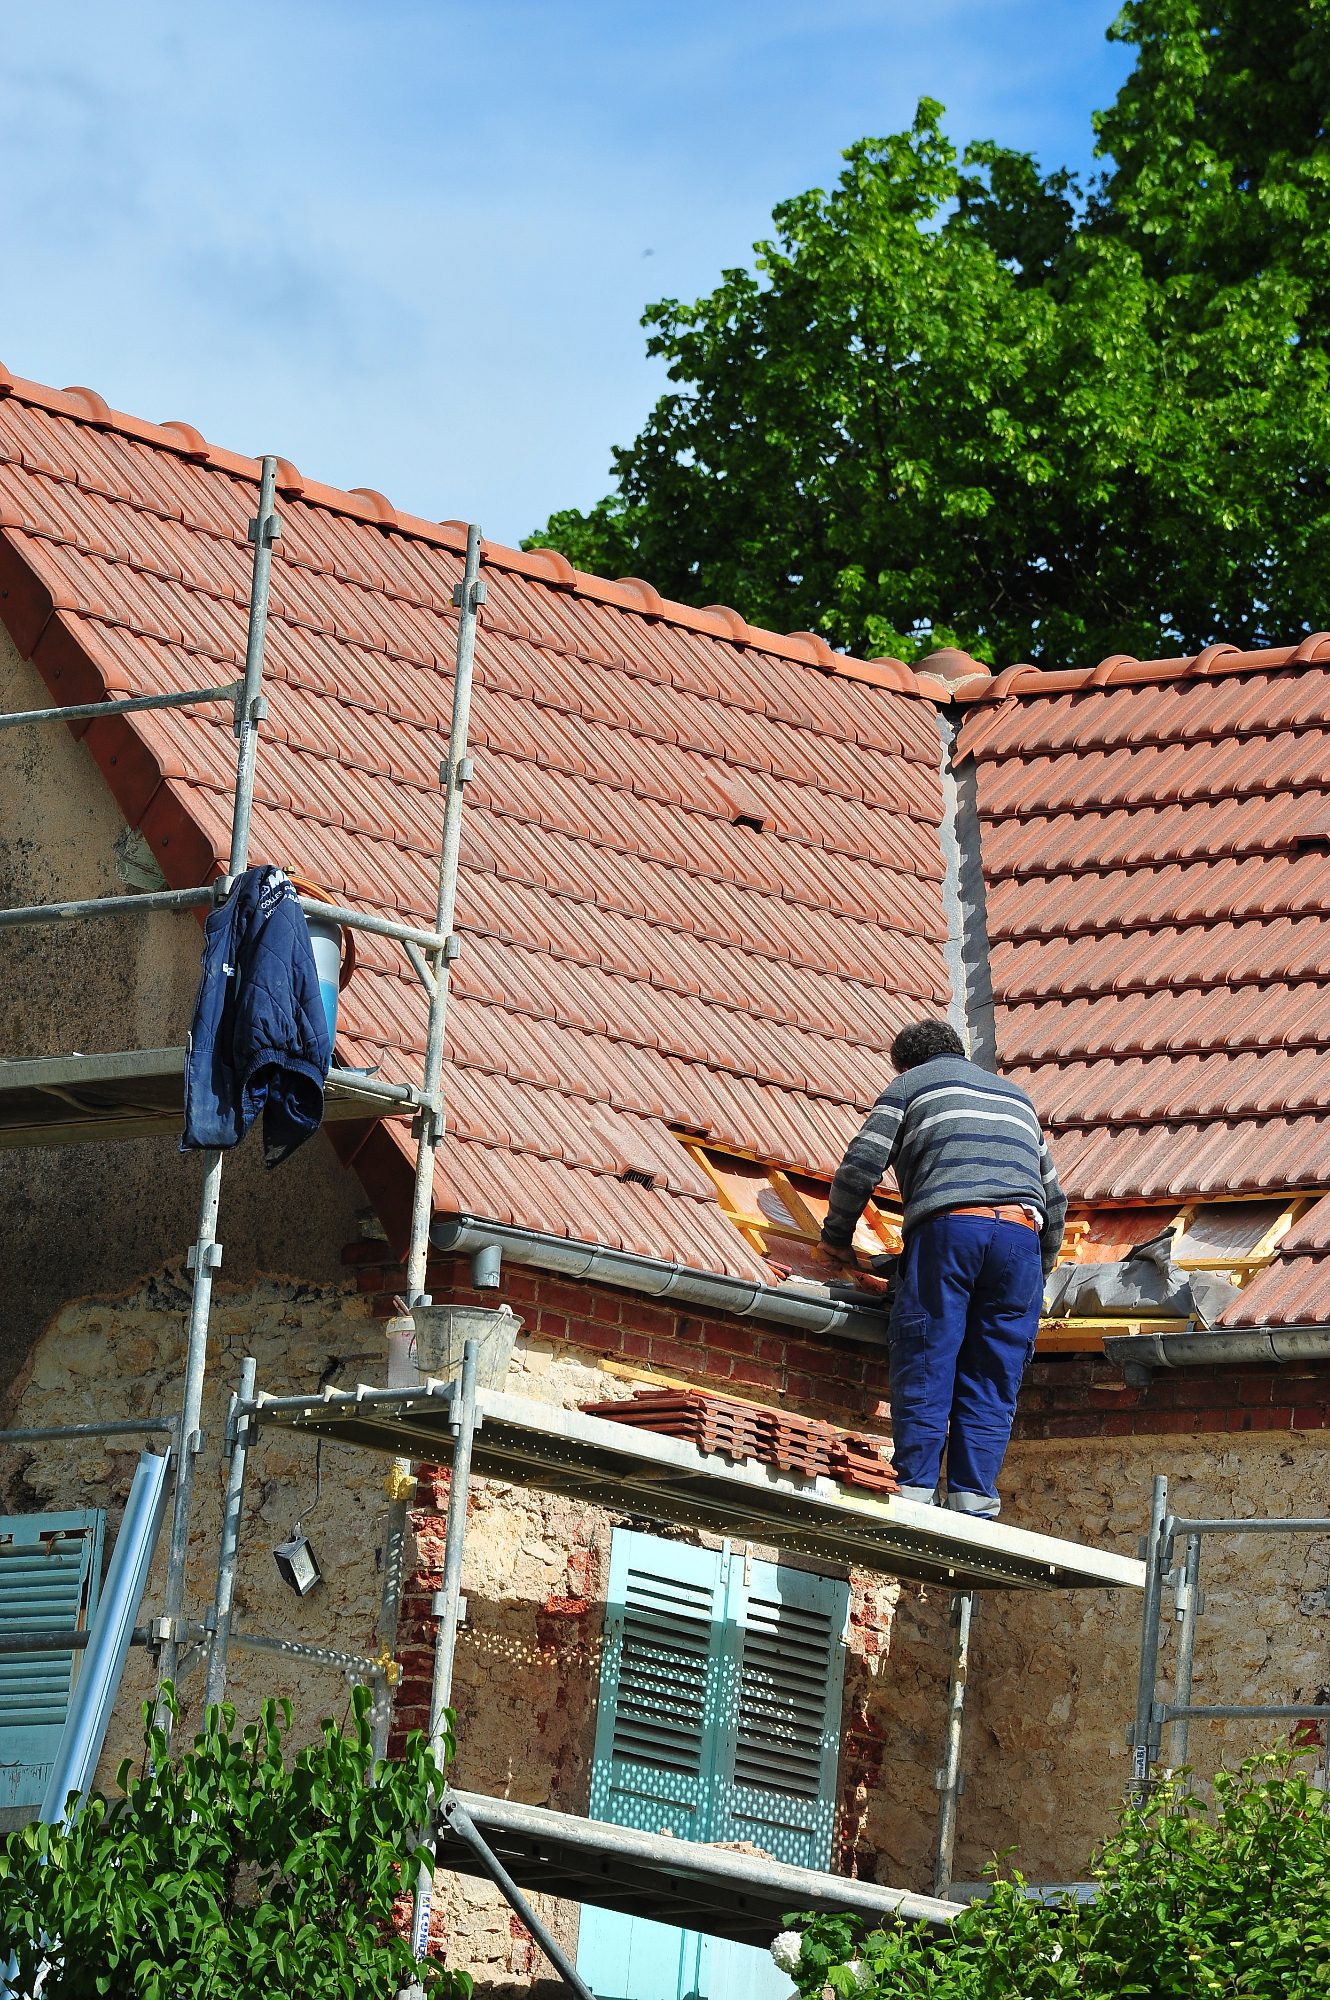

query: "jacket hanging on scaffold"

left=181, top=866, right=332, bottom=1166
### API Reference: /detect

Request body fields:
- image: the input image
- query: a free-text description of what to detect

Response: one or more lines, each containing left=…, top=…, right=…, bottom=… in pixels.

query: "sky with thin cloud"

left=0, top=2, right=1132, bottom=547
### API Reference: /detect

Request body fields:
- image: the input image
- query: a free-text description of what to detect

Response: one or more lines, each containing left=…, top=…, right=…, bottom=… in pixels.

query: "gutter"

left=429, top=1215, right=888, bottom=1344
left=1104, top=1324, right=1330, bottom=1385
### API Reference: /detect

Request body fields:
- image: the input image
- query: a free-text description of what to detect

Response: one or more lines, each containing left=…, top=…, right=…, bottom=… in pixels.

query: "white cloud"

left=0, top=0, right=1131, bottom=545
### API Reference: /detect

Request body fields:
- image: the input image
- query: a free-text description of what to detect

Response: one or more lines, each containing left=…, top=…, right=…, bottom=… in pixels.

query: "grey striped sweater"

left=823, top=1054, right=1067, bottom=1274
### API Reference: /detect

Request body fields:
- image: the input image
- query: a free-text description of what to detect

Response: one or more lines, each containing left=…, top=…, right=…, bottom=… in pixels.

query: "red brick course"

left=344, top=1245, right=894, bottom=1422
left=1011, top=1352, right=1330, bottom=1439
left=346, top=1243, right=1330, bottom=1436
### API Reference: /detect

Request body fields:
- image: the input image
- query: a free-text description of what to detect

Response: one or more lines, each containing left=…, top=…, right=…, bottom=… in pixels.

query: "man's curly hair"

left=891, top=1018, right=966, bottom=1072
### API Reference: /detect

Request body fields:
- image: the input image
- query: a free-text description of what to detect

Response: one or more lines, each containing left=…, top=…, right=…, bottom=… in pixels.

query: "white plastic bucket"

left=304, top=912, right=342, bottom=1048
left=410, top=1303, right=523, bottom=1389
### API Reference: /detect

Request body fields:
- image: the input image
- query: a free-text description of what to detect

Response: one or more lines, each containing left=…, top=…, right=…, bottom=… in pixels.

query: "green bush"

left=775, top=1751, right=1330, bottom=1998
left=0, top=1682, right=472, bottom=1999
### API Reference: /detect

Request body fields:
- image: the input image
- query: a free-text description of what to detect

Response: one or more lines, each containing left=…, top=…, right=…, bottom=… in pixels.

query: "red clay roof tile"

left=0, top=368, right=950, bottom=1275
left=969, top=659, right=1330, bottom=1217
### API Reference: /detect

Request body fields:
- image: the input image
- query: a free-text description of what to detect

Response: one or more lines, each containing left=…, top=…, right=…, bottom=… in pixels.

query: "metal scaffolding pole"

left=932, top=1590, right=974, bottom=1900
left=1167, top=1533, right=1202, bottom=1771
left=1137, top=1506, right=1330, bottom=1755
left=372, top=524, right=484, bottom=1763
left=439, top=1795, right=594, bottom=2000
left=1128, top=1473, right=1169, bottom=1793
left=411, top=1341, right=480, bottom=1956
left=204, top=1356, right=257, bottom=1708
left=157, top=456, right=278, bottom=1710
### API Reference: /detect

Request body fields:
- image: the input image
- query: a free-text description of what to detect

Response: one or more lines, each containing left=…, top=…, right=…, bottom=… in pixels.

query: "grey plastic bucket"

left=304, top=912, right=342, bottom=1047
left=410, top=1302, right=523, bottom=1390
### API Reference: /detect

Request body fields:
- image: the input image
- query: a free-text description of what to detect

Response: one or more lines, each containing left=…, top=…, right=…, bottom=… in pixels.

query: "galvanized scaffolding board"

left=0, top=1046, right=413, bottom=1149
left=433, top=1790, right=963, bottom=1942
left=254, top=1380, right=1146, bottom=1595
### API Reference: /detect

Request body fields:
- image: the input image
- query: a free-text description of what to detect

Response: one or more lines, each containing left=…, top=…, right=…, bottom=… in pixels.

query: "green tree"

left=774, top=1751, right=1330, bottom=1999
left=528, top=5, right=1330, bottom=669
left=0, top=1684, right=471, bottom=2000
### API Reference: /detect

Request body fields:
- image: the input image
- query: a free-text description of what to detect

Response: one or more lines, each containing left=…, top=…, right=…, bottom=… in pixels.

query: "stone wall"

left=7, top=1254, right=1330, bottom=1981
left=0, top=627, right=366, bottom=1404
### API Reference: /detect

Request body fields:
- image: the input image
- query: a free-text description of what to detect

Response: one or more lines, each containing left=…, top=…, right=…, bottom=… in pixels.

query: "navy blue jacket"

left=181, top=867, right=332, bottom=1167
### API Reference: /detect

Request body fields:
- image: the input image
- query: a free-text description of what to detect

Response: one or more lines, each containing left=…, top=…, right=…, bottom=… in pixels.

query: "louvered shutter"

left=714, top=1557, right=850, bottom=1869
left=588, top=1534, right=732, bottom=1839
left=0, top=1510, right=104, bottom=1820
left=579, top=1532, right=846, bottom=2000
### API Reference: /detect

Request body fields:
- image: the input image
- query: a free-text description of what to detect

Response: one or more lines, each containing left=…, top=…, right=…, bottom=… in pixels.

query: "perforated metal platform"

left=0, top=1047, right=406, bottom=1147
left=253, top=1381, right=1146, bottom=1594
left=434, top=1790, right=963, bottom=1941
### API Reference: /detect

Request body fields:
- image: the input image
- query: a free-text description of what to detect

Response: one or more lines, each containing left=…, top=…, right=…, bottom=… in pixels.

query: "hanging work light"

left=274, top=1438, right=324, bottom=1594
left=272, top=1532, right=322, bottom=1596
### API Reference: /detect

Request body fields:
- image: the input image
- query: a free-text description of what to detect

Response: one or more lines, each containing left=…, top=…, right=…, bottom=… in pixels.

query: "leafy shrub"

left=775, top=1750, right=1330, bottom=1998
left=0, top=1682, right=472, bottom=1999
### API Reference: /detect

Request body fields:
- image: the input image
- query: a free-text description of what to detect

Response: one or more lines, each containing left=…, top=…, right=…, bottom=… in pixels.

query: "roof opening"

left=734, top=813, right=766, bottom=833
left=620, top=1167, right=658, bottom=1189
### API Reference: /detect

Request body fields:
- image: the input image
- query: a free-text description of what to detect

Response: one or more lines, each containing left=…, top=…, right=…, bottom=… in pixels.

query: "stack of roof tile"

left=580, top=1389, right=899, bottom=1494
left=579, top=1389, right=762, bottom=1461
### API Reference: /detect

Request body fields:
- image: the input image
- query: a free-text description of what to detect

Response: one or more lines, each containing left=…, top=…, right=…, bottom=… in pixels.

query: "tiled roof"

left=0, top=370, right=949, bottom=1275
left=1218, top=1194, right=1330, bottom=1327
left=955, top=663, right=1330, bottom=1207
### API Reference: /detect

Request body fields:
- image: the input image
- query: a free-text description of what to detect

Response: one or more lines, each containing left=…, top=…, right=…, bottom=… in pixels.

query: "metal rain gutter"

left=430, top=1216, right=887, bottom=1344
left=1104, top=1323, right=1330, bottom=1379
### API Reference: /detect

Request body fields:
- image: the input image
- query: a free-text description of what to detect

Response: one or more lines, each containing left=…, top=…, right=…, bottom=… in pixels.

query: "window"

left=578, top=1529, right=850, bottom=2000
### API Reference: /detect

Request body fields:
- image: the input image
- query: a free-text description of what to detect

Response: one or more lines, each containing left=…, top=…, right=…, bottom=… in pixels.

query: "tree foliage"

left=0, top=1683, right=470, bottom=2000
left=774, top=1752, right=1330, bottom=1999
left=527, top=2, right=1330, bottom=668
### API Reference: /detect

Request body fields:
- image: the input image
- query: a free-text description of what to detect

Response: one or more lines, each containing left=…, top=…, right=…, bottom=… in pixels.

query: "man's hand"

left=814, top=1240, right=893, bottom=1295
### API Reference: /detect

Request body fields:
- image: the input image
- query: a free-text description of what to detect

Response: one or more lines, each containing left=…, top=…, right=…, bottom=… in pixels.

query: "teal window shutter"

left=580, top=1530, right=849, bottom=2000
left=588, top=1534, right=731, bottom=1840
left=0, top=1510, right=105, bottom=1821
left=715, top=1557, right=851, bottom=1870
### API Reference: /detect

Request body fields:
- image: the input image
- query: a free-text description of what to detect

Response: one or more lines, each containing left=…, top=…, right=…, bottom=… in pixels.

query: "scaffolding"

left=1131, top=1473, right=1330, bottom=1784
left=0, top=477, right=1146, bottom=1987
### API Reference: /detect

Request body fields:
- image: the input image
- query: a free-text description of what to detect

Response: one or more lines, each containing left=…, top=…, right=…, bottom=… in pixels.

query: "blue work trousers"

left=888, top=1210, right=1043, bottom=1509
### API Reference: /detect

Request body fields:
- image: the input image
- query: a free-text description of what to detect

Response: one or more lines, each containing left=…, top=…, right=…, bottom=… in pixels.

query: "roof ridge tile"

left=0, top=361, right=927, bottom=693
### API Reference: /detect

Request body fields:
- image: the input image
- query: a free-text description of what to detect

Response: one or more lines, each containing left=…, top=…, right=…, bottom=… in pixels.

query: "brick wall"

left=1014, top=1352, right=1330, bottom=1440
left=345, top=1238, right=1330, bottom=1443
left=342, top=1242, right=893, bottom=1423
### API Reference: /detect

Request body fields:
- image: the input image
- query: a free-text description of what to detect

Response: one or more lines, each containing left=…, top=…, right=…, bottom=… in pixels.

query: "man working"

left=819, top=1018, right=1065, bottom=1517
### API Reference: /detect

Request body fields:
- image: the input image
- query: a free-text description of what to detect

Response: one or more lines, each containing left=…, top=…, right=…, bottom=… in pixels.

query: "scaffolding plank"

left=256, top=1384, right=1145, bottom=1593
left=433, top=1790, right=962, bottom=1943
left=0, top=1048, right=399, bottom=1148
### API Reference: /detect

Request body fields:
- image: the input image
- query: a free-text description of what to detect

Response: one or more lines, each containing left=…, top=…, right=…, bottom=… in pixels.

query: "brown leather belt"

left=950, top=1204, right=1040, bottom=1232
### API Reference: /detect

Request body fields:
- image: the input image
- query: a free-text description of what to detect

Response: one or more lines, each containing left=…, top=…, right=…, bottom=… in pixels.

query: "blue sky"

left=0, top=2, right=1133, bottom=548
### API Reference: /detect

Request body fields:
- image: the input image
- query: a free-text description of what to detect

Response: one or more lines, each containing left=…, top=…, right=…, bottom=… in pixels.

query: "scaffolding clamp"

left=451, top=579, right=487, bottom=610
left=187, top=1243, right=223, bottom=1270
left=247, top=513, right=282, bottom=546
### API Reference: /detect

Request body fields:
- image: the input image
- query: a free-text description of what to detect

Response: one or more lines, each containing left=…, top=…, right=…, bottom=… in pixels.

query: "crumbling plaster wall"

left=0, top=627, right=365, bottom=1402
